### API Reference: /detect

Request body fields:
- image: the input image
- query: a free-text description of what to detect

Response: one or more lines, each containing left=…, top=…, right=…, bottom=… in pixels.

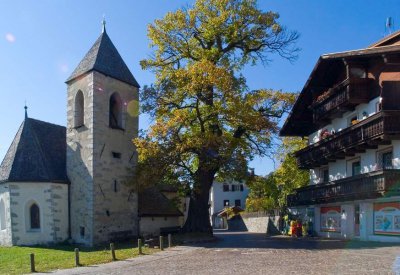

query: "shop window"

left=373, top=202, right=400, bottom=236
left=235, top=200, right=241, bottom=207
left=320, top=206, right=341, bottom=233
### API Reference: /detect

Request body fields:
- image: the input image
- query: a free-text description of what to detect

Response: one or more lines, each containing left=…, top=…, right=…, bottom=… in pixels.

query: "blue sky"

left=0, top=0, right=399, bottom=176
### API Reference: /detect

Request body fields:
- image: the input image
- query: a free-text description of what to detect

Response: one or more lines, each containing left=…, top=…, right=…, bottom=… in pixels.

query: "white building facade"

left=281, top=32, right=400, bottom=242
left=209, top=181, right=249, bottom=228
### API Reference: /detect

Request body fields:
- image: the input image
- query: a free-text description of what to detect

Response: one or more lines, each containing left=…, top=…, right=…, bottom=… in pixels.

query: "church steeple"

left=66, top=26, right=139, bottom=246
left=102, top=16, right=106, bottom=34
left=65, top=28, right=139, bottom=87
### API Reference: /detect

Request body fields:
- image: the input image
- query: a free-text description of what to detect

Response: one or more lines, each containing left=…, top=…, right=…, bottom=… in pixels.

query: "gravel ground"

left=44, top=231, right=400, bottom=275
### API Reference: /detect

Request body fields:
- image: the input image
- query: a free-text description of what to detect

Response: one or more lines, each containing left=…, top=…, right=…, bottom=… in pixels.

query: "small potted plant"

left=320, top=129, right=331, bottom=139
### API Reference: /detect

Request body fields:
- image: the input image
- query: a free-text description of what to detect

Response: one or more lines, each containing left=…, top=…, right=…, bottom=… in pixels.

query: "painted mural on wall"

left=374, top=202, right=400, bottom=236
left=320, top=206, right=341, bottom=232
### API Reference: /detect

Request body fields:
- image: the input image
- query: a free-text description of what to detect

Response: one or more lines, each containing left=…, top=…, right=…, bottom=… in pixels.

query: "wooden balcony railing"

left=296, top=111, right=400, bottom=169
left=313, top=78, right=372, bottom=123
left=287, top=169, right=400, bottom=207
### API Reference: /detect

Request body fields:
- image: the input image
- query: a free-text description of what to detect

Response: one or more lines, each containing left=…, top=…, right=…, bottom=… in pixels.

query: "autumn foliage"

left=134, top=0, right=299, bottom=233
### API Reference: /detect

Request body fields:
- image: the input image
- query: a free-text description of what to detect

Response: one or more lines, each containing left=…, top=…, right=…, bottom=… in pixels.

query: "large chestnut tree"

left=134, top=0, right=299, bottom=233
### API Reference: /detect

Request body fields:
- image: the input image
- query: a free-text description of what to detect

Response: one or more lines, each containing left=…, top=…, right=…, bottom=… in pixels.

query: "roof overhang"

left=280, top=44, right=400, bottom=137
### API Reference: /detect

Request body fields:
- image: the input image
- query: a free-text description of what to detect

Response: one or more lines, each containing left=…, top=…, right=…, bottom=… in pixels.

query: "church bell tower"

left=65, top=22, right=139, bottom=246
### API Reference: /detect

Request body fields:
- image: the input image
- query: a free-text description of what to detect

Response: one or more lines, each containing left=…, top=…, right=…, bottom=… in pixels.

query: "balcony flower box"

left=320, top=129, right=331, bottom=139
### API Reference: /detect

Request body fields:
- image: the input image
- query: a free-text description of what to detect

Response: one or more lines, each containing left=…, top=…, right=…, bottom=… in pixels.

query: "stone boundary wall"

left=228, top=212, right=281, bottom=234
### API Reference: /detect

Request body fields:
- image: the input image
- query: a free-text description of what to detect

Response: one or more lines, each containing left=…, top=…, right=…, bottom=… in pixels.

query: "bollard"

left=138, top=238, right=142, bottom=254
left=110, top=243, right=116, bottom=261
left=74, top=248, right=80, bottom=267
left=168, top=234, right=172, bottom=248
left=159, top=236, right=164, bottom=251
left=30, top=253, right=35, bottom=273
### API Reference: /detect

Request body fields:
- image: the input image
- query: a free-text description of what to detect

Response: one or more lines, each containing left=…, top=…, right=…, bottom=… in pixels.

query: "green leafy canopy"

left=246, top=137, right=308, bottom=212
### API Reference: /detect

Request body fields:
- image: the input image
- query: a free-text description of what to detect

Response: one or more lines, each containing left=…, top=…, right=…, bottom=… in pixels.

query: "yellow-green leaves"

left=134, top=0, right=299, bottom=190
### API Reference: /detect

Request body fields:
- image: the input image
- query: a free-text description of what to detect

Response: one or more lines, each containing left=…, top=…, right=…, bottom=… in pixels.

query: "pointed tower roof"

left=66, top=30, right=140, bottom=87
left=0, top=118, right=68, bottom=183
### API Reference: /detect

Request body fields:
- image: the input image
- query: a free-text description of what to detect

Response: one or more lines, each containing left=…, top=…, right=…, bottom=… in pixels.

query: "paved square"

left=48, top=231, right=400, bottom=275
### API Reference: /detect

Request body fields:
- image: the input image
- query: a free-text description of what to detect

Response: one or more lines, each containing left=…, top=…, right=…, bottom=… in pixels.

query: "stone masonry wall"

left=67, top=73, right=95, bottom=245
left=242, top=216, right=269, bottom=233
left=228, top=213, right=281, bottom=234
left=92, top=72, right=138, bottom=244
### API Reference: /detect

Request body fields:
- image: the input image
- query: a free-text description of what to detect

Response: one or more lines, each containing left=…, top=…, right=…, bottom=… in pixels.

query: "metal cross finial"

left=24, top=101, right=28, bottom=119
left=102, top=15, right=106, bottom=33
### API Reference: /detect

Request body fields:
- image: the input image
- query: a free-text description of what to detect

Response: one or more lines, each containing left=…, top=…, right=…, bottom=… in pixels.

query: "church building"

left=0, top=24, right=141, bottom=246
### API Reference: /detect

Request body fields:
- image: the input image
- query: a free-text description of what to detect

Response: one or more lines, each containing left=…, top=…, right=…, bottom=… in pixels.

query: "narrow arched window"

left=109, top=92, right=123, bottom=129
left=0, top=199, right=5, bottom=230
left=30, top=203, right=40, bottom=229
left=74, top=90, right=84, bottom=128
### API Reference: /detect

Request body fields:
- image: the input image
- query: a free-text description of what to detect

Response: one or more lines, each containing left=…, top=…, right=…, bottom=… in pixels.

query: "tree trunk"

left=182, top=168, right=215, bottom=234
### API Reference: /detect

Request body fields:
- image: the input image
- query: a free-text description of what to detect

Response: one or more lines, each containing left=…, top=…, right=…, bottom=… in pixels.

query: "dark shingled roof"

left=0, top=118, right=68, bottom=183
left=66, top=30, right=140, bottom=88
left=158, top=184, right=179, bottom=193
left=139, top=187, right=183, bottom=217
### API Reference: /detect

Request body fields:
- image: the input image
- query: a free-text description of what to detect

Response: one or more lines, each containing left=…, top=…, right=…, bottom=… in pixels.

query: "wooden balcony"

left=296, top=111, right=400, bottom=169
left=313, top=77, right=372, bottom=124
left=287, top=170, right=400, bottom=207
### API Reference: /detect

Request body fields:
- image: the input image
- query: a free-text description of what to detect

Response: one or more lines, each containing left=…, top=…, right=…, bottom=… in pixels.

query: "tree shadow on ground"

left=206, top=231, right=400, bottom=251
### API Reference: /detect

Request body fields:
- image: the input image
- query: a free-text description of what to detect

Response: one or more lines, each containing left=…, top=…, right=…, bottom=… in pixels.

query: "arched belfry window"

left=30, top=203, right=40, bottom=229
left=74, top=90, right=84, bottom=128
left=0, top=199, right=5, bottom=230
left=109, top=92, right=123, bottom=129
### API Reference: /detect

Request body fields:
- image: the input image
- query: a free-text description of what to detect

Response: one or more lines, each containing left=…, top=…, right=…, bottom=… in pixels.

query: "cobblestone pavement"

left=46, top=231, right=400, bottom=275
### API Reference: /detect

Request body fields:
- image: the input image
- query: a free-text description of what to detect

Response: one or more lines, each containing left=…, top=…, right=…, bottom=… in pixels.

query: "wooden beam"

left=344, top=149, right=356, bottom=157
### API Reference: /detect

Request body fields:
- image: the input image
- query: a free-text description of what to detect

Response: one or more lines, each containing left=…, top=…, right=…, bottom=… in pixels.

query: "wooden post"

left=110, top=243, right=116, bottom=261
left=74, top=248, right=80, bottom=267
left=138, top=239, right=142, bottom=254
left=30, top=253, right=35, bottom=273
left=159, top=236, right=164, bottom=251
left=168, top=234, right=172, bottom=248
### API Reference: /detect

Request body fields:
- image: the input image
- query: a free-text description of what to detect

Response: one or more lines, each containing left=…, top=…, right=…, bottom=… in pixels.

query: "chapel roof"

left=0, top=118, right=68, bottom=183
left=66, top=29, right=140, bottom=87
left=138, top=187, right=183, bottom=217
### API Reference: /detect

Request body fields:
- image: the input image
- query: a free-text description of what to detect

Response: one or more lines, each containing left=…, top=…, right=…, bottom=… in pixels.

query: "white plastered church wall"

left=0, top=183, right=12, bottom=246
left=7, top=182, right=68, bottom=246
